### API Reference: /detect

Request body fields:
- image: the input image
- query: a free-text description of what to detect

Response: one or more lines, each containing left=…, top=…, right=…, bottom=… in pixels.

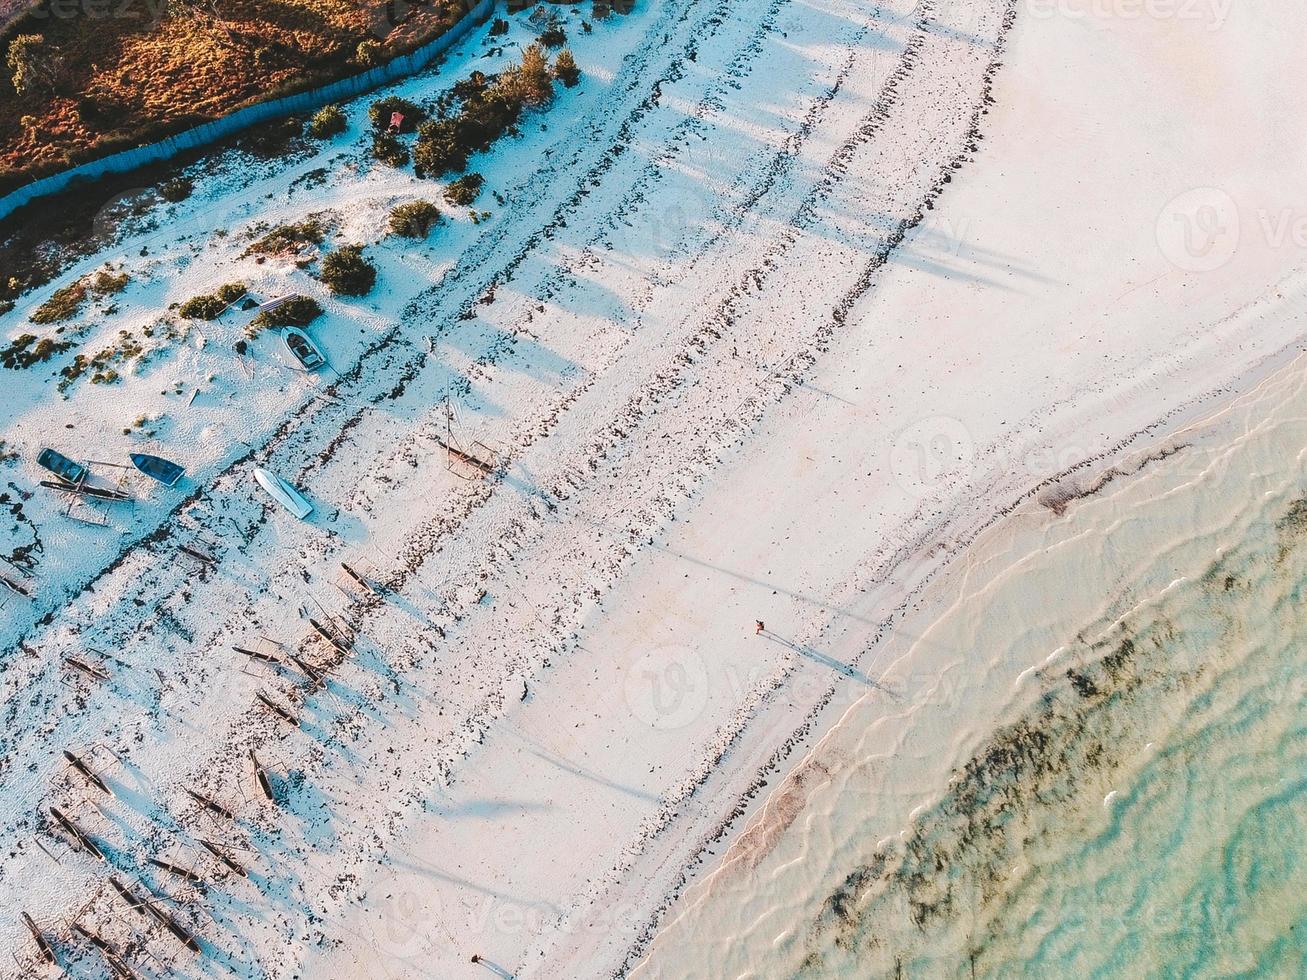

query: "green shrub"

left=539, top=25, right=566, bottom=49
left=371, top=131, right=409, bottom=167
left=0, top=333, right=73, bottom=369
left=215, top=282, right=247, bottom=304
left=31, top=282, right=87, bottom=324
left=244, top=218, right=325, bottom=257
left=356, top=40, right=383, bottom=67
left=413, top=47, right=554, bottom=181
left=444, top=173, right=484, bottom=207
left=389, top=200, right=441, bottom=238
left=319, top=245, right=376, bottom=296
left=414, top=118, right=469, bottom=178
left=496, top=44, right=553, bottom=109
left=158, top=176, right=194, bottom=202
left=92, top=270, right=129, bottom=295
left=238, top=115, right=305, bottom=158
left=553, top=49, right=580, bottom=87
left=57, top=329, right=144, bottom=391
left=369, top=96, right=425, bottom=133
left=179, top=294, right=227, bottom=320
left=308, top=104, right=347, bottom=139
left=459, top=89, right=522, bottom=152
left=248, top=296, right=323, bottom=333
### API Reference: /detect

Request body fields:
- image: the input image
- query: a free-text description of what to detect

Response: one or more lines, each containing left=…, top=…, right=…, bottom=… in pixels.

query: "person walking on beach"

left=755, top=620, right=765, bottom=635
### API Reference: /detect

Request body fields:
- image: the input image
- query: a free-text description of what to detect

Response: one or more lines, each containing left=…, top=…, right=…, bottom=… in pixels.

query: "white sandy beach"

left=0, top=0, right=1304, bottom=977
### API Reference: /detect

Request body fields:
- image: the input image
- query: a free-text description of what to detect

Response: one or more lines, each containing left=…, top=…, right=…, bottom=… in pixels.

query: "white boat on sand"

left=253, top=467, right=313, bottom=519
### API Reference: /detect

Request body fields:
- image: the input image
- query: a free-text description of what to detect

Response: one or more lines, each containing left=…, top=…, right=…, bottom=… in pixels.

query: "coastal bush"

left=371, top=131, right=409, bottom=167
left=158, top=176, right=194, bottom=202
left=389, top=200, right=441, bottom=238
left=237, top=115, right=307, bottom=158
left=30, top=282, right=87, bottom=324
left=92, top=270, right=129, bottom=296
left=319, top=245, right=376, bottom=296
left=58, top=328, right=144, bottom=390
left=413, top=119, right=469, bottom=178
left=553, top=49, right=580, bottom=87
left=248, top=296, right=323, bottom=333
left=413, top=47, right=555, bottom=179
left=244, top=218, right=326, bottom=257
left=369, top=96, right=425, bottom=133
left=215, top=282, right=247, bottom=304
left=444, top=173, right=483, bottom=207
left=497, top=44, right=553, bottom=109
left=179, top=294, right=227, bottom=320
left=0, top=333, right=74, bottom=369
left=356, top=40, right=383, bottom=67
left=309, top=104, right=348, bottom=139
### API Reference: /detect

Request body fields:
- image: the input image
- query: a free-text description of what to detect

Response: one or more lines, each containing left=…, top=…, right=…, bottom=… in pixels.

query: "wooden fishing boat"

left=130, top=452, right=185, bottom=487
left=39, top=479, right=131, bottom=501
left=284, top=327, right=326, bottom=371
left=37, top=447, right=88, bottom=485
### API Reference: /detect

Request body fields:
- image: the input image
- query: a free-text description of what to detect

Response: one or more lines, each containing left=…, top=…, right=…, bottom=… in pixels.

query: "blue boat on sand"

left=37, top=448, right=88, bottom=486
left=130, top=453, right=185, bottom=487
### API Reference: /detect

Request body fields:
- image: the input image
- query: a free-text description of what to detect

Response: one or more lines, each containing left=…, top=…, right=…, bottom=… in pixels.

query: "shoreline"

left=634, top=342, right=1307, bottom=976
left=619, top=329, right=1307, bottom=977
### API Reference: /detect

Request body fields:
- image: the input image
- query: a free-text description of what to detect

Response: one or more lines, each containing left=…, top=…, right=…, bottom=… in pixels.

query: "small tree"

left=389, top=200, right=441, bottom=238
left=308, top=104, right=347, bottom=139
left=7, top=34, right=60, bottom=98
left=552, top=49, right=580, bottom=88
left=496, top=44, right=553, bottom=108
left=459, top=89, right=521, bottom=153
left=444, top=173, right=484, bottom=207
left=539, top=24, right=566, bottom=49
left=319, top=245, right=376, bottom=296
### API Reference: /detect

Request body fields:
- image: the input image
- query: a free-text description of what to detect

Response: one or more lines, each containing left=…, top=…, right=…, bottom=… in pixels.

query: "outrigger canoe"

left=130, top=453, right=185, bottom=487
left=38, top=479, right=131, bottom=501
left=37, top=448, right=88, bottom=486
left=253, top=467, right=313, bottom=519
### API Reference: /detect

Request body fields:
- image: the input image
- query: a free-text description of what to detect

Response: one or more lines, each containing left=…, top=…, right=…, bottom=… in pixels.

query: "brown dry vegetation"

left=0, top=0, right=467, bottom=192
